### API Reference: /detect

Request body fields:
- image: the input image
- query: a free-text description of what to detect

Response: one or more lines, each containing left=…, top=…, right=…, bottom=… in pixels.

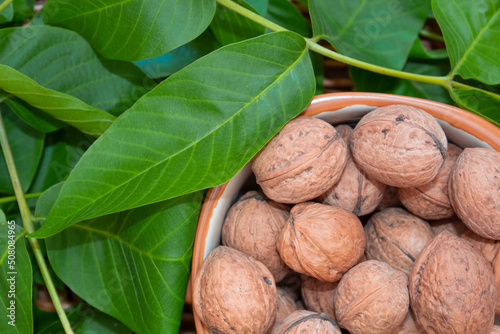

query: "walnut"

left=492, top=250, right=500, bottom=315
left=272, top=310, right=341, bottom=334
left=430, top=216, right=467, bottom=236
left=251, top=116, right=348, bottom=204
left=398, top=143, right=462, bottom=220
left=269, top=288, right=298, bottom=333
left=319, top=125, right=386, bottom=216
left=492, top=326, right=500, bottom=334
left=277, top=202, right=365, bottom=282
left=222, top=191, right=290, bottom=282
left=301, top=275, right=337, bottom=321
left=334, top=260, right=409, bottom=334
left=365, top=207, right=434, bottom=276
left=193, top=246, right=277, bottom=333
left=393, top=309, right=426, bottom=334
left=376, top=186, right=403, bottom=210
left=350, top=104, right=447, bottom=187
left=461, top=229, right=500, bottom=263
left=448, top=148, right=500, bottom=239
left=409, top=231, right=497, bottom=334
left=278, top=274, right=302, bottom=302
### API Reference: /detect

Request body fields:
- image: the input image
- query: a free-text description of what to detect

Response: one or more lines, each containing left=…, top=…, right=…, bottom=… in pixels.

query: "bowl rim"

left=190, top=92, right=500, bottom=333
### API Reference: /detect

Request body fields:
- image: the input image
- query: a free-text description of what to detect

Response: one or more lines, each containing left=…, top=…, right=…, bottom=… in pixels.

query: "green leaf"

left=0, top=210, right=33, bottom=334
left=36, top=183, right=203, bottom=334
left=210, top=0, right=265, bottom=45
left=245, top=0, right=268, bottom=15
left=35, top=303, right=131, bottom=334
left=29, top=128, right=89, bottom=193
left=0, top=104, right=44, bottom=193
left=43, top=0, right=216, bottom=61
left=0, top=65, right=115, bottom=137
left=409, top=37, right=448, bottom=60
left=13, top=0, right=34, bottom=21
left=310, top=0, right=431, bottom=70
left=4, top=97, right=66, bottom=133
left=134, top=30, right=220, bottom=79
left=351, top=59, right=453, bottom=105
left=0, top=2, right=13, bottom=23
left=0, top=26, right=155, bottom=117
left=297, top=0, right=309, bottom=7
left=32, top=31, right=315, bottom=238
left=265, top=0, right=311, bottom=37
left=433, top=0, right=500, bottom=84
left=450, top=85, right=500, bottom=126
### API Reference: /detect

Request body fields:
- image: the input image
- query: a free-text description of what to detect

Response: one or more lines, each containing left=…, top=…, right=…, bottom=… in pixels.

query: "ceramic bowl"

left=190, top=92, right=500, bottom=333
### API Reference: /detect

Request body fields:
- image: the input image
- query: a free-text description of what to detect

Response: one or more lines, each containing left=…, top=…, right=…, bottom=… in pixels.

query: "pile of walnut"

left=193, top=104, right=500, bottom=334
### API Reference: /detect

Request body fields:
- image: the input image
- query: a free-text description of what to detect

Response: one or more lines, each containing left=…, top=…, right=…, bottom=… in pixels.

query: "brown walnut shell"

left=492, top=326, right=500, bottom=334
left=430, top=216, right=467, bottom=236
left=350, top=104, right=447, bottom=187
left=365, top=207, right=434, bottom=277
left=251, top=116, right=348, bottom=204
left=461, top=229, right=500, bottom=263
left=277, top=202, right=365, bottom=282
left=448, top=148, right=500, bottom=239
left=398, top=143, right=462, bottom=220
left=193, top=246, right=277, bottom=334
left=409, top=231, right=497, bottom=334
left=222, top=191, right=290, bottom=282
left=272, top=310, right=341, bottom=334
left=492, top=250, right=500, bottom=315
left=319, top=125, right=386, bottom=216
left=334, top=260, right=409, bottom=334
left=301, top=275, right=338, bottom=321
left=269, top=288, right=298, bottom=333
left=376, top=186, right=403, bottom=210
left=393, top=309, right=426, bottom=334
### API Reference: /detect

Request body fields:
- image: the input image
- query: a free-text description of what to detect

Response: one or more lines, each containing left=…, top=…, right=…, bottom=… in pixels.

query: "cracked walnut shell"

left=193, top=246, right=277, bottom=334
left=409, top=231, right=497, bottom=334
left=334, top=260, right=409, bottom=334
left=365, top=207, right=434, bottom=277
left=448, top=148, right=500, bottom=239
left=277, top=202, right=365, bottom=282
left=222, top=191, right=290, bottom=282
left=398, top=143, right=462, bottom=220
left=350, top=104, right=447, bottom=187
left=251, top=116, right=348, bottom=204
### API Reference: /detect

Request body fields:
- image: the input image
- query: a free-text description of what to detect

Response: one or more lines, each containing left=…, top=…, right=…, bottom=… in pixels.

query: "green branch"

left=216, top=0, right=451, bottom=88
left=0, top=192, right=43, bottom=204
left=0, top=0, right=13, bottom=13
left=419, top=29, right=445, bottom=42
left=0, top=111, right=75, bottom=334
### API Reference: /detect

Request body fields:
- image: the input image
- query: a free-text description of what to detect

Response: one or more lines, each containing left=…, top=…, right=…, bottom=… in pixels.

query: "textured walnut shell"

left=277, top=202, right=365, bottom=282
left=376, top=186, right=403, bottom=210
left=449, top=148, right=500, bottom=239
left=409, top=231, right=497, bottom=334
left=272, top=311, right=341, bottom=334
left=222, top=191, right=290, bottom=282
left=334, top=260, right=409, bottom=334
left=492, top=326, right=500, bottom=334
left=461, top=229, right=500, bottom=263
left=430, top=216, right=467, bottom=236
left=350, top=104, right=447, bottom=187
left=269, top=288, right=298, bottom=333
left=252, top=116, right=348, bottom=204
left=193, top=246, right=277, bottom=333
left=398, top=143, right=462, bottom=220
left=393, top=309, right=426, bottom=334
left=492, top=250, right=500, bottom=315
left=319, top=125, right=386, bottom=216
left=365, top=207, right=434, bottom=276
left=301, top=275, right=337, bottom=321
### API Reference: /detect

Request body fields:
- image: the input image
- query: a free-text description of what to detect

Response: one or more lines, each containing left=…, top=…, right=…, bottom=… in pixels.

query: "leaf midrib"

left=56, top=43, right=309, bottom=227
left=450, top=6, right=500, bottom=77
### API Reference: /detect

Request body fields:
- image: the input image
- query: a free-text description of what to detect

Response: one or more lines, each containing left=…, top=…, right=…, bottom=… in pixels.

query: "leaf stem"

left=217, top=0, right=450, bottom=88
left=0, top=192, right=43, bottom=204
left=0, top=111, right=74, bottom=334
left=419, top=29, right=445, bottom=42
left=0, top=0, right=13, bottom=13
